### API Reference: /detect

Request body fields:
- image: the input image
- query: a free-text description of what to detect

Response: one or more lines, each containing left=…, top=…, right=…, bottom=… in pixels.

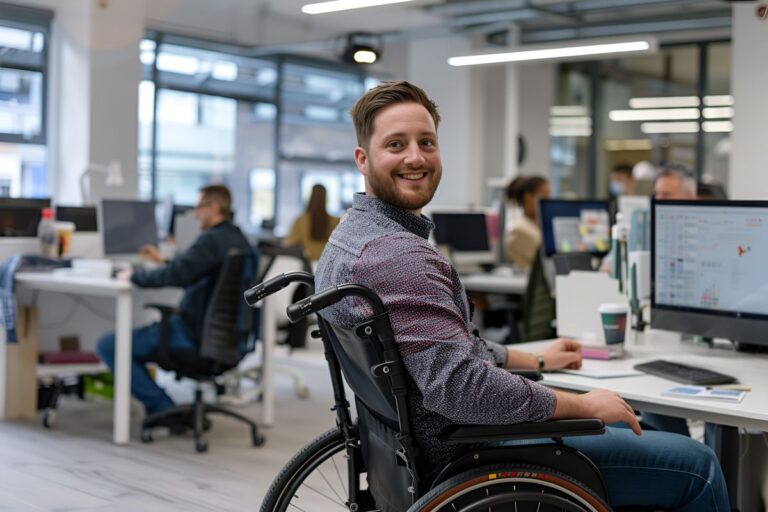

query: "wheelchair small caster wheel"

left=42, top=410, right=56, bottom=429
left=195, top=439, right=208, bottom=453
left=141, top=430, right=153, bottom=443
left=296, top=386, right=310, bottom=399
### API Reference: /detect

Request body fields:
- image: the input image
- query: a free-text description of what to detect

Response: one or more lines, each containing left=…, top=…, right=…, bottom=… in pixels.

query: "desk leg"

left=113, top=292, right=132, bottom=445
left=261, top=298, right=275, bottom=427
left=3, top=307, right=38, bottom=419
left=711, top=425, right=740, bottom=511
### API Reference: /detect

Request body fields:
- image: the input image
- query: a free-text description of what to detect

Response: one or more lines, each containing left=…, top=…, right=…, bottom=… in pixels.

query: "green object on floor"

left=83, top=373, right=114, bottom=400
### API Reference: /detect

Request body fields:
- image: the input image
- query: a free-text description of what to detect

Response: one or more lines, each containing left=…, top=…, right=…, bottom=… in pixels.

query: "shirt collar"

left=352, top=193, right=434, bottom=240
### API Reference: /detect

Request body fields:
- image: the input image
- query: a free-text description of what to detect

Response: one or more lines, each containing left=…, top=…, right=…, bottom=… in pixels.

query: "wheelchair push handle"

left=286, top=283, right=387, bottom=323
left=243, top=271, right=314, bottom=307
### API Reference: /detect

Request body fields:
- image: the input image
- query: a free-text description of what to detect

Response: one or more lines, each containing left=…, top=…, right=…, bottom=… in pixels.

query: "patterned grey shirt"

left=315, top=193, right=556, bottom=477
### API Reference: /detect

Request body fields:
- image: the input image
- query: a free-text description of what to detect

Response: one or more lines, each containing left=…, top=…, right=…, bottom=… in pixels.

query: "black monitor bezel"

left=536, top=198, right=612, bottom=258
left=651, top=198, right=768, bottom=344
left=98, top=199, right=158, bottom=255
left=431, top=211, right=491, bottom=253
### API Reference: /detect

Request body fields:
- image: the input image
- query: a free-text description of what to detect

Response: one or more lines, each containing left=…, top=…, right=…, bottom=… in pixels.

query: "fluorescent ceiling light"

left=703, top=107, right=734, bottom=119
left=604, top=139, right=653, bottom=151
left=302, top=0, right=412, bottom=14
left=703, top=121, right=734, bottom=133
left=629, top=96, right=700, bottom=109
left=549, top=127, right=592, bottom=137
left=549, top=116, right=591, bottom=127
left=448, top=40, right=653, bottom=67
left=641, top=122, right=699, bottom=134
left=703, top=95, right=734, bottom=107
left=550, top=105, right=589, bottom=117
left=610, top=108, right=699, bottom=121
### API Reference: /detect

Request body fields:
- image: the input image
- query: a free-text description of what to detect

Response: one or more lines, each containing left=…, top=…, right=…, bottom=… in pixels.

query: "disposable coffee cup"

left=598, top=303, right=628, bottom=346
left=54, top=221, right=75, bottom=258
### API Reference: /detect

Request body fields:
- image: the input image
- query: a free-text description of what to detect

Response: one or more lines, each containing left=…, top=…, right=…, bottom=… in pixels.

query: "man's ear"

left=354, top=146, right=368, bottom=176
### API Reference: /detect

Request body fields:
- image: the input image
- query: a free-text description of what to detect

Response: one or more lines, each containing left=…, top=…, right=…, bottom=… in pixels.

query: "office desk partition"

left=13, top=272, right=133, bottom=445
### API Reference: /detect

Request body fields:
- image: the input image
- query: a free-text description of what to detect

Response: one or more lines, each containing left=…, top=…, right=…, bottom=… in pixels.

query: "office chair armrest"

left=439, top=419, right=605, bottom=444
left=144, top=303, right=179, bottom=317
left=143, top=303, right=179, bottom=362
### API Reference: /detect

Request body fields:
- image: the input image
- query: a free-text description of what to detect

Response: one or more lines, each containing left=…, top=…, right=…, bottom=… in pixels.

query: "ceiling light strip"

left=641, top=122, right=699, bottom=134
left=610, top=108, right=700, bottom=121
left=448, top=41, right=651, bottom=66
left=629, top=96, right=700, bottom=109
left=302, top=0, right=413, bottom=15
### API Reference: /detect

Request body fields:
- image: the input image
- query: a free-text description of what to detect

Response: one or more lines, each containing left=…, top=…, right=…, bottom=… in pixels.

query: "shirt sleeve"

left=131, top=231, right=221, bottom=288
left=353, top=234, right=556, bottom=425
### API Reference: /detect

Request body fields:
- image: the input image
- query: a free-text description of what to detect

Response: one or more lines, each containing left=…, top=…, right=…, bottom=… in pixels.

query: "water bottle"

left=37, top=207, right=57, bottom=258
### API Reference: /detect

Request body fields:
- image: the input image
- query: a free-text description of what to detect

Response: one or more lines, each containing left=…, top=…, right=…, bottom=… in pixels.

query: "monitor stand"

left=732, top=340, right=768, bottom=353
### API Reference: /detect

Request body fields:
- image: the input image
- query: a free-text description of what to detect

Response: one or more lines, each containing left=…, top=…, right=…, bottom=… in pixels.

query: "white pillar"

left=729, top=5, right=768, bottom=199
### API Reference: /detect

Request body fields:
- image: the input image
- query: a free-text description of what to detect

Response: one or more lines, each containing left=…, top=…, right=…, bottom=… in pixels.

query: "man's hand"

left=541, top=338, right=582, bottom=370
left=554, top=389, right=642, bottom=436
left=139, top=244, right=165, bottom=263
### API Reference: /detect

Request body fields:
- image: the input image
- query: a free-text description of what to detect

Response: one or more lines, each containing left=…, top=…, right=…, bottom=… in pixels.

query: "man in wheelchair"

left=311, top=81, right=729, bottom=511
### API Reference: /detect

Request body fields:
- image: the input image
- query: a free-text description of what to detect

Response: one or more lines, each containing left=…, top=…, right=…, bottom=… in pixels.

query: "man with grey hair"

left=654, top=164, right=697, bottom=199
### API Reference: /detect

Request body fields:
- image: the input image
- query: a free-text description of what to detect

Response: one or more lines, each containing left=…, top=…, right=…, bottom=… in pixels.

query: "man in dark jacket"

left=96, top=185, right=251, bottom=416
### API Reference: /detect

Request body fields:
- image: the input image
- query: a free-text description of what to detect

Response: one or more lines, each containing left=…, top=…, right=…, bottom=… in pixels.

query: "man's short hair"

left=655, top=164, right=697, bottom=196
left=199, top=184, right=232, bottom=216
left=349, top=80, right=440, bottom=149
left=612, top=162, right=633, bottom=178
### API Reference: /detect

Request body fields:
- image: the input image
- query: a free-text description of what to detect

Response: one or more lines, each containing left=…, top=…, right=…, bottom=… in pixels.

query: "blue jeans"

left=642, top=412, right=718, bottom=447
left=96, top=316, right=196, bottom=416
left=495, top=425, right=729, bottom=511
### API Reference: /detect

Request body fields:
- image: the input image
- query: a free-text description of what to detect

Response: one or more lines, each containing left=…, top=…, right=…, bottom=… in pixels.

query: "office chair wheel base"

left=252, top=430, right=266, bottom=447
left=42, top=409, right=56, bottom=429
left=295, top=386, right=309, bottom=399
left=141, top=430, right=154, bottom=443
left=195, top=439, right=208, bottom=453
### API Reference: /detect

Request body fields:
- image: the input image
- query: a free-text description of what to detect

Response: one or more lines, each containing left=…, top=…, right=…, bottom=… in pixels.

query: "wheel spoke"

left=297, top=482, right=348, bottom=508
left=315, top=466, right=347, bottom=504
left=331, top=452, right=347, bottom=496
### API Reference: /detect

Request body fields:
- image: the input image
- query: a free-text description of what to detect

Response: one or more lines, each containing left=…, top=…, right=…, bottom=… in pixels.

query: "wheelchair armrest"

left=439, top=419, right=605, bottom=444
left=507, top=369, right=542, bottom=381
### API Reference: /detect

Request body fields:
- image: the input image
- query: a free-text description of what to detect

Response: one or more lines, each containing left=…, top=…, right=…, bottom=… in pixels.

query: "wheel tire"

left=410, top=463, right=611, bottom=512
left=195, top=438, right=208, bottom=453
left=260, top=428, right=351, bottom=512
left=141, top=430, right=153, bottom=443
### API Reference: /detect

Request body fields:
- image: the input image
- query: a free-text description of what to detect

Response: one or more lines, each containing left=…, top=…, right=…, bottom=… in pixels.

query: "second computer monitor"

left=538, top=199, right=611, bottom=257
left=56, top=206, right=98, bottom=232
left=99, top=199, right=158, bottom=256
left=431, top=211, right=495, bottom=267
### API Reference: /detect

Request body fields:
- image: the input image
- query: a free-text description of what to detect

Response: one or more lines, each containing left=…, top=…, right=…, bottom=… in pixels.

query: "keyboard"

left=633, top=360, right=736, bottom=386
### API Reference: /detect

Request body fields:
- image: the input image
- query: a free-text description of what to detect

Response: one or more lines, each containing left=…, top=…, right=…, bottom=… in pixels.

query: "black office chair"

left=519, top=250, right=557, bottom=342
left=251, top=274, right=611, bottom=512
left=141, top=249, right=265, bottom=453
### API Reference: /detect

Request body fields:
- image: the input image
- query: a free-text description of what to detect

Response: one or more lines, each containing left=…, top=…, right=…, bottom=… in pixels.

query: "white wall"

left=729, top=5, right=768, bottom=199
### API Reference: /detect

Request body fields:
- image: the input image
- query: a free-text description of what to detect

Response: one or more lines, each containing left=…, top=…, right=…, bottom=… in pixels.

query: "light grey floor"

left=0, top=345, right=339, bottom=511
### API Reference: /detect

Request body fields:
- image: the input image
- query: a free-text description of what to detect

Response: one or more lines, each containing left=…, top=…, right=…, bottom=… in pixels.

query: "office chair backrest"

left=521, top=251, right=557, bottom=342
left=199, top=249, right=255, bottom=368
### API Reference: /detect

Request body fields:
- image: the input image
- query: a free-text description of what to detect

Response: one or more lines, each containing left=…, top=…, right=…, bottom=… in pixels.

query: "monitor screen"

left=651, top=199, right=768, bottom=346
left=538, top=199, right=611, bottom=257
left=169, top=204, right=194, bottom=236
left=56, top=206, right=98, bottom=232
left=432, top=212, right=490, bottom=252
left=100, top=199, right=158, bottom=255
left=0, top=197, right=51, bottom=237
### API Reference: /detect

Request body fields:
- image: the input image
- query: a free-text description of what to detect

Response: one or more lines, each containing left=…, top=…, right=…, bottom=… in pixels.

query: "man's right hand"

left=553, top=389, right=642, bottom=436
left=139, top=244, right=165, bottom=263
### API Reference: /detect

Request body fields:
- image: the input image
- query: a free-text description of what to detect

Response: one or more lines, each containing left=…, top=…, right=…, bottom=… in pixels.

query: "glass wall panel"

left=703, top=42, right=732, bottom=195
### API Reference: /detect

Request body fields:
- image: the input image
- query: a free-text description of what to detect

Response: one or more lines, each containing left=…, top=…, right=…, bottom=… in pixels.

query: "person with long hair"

left=505, top=175, right=549, bottom=269
left=284, top=184, right=341, bottom=261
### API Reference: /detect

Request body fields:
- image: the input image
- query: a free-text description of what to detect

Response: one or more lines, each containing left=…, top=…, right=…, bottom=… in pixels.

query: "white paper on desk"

left=662, top=386, right=746, bottom=403
left=555, top=368, right=643, bottom=379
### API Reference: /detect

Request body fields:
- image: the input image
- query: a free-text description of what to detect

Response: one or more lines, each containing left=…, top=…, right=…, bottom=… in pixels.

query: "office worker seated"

left=315, top=81, right=729, bottom=510
left=654, top=164, right=697, bottom=200
left=504, top=175, right=549, bottom=270
left=96, top=184, right=250, bottom=417
left=284, top=183, right=340, bottom=261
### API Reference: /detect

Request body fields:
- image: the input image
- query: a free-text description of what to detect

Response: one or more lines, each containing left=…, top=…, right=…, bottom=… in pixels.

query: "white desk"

left=13, top=272, right=133, bottom=445
left=519, top=332, right=768, bottom=432
left=461, top=272, right=528, bottom=295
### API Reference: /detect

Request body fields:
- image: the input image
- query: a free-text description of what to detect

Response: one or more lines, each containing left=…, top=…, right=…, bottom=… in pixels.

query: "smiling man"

left=314, top=81, right=728, bottom=511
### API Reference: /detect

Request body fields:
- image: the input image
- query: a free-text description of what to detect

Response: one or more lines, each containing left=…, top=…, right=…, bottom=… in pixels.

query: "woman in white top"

left=505, top=175, right=550, bottom=269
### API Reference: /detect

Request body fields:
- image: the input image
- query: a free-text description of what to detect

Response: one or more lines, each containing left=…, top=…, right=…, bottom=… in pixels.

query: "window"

left=140, top=33, right=383, bottom=233
left=0, top=3, right=52, bottom=198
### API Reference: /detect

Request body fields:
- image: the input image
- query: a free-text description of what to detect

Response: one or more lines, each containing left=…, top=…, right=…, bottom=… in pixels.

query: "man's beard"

left=366, top=162, right=442, bottom=211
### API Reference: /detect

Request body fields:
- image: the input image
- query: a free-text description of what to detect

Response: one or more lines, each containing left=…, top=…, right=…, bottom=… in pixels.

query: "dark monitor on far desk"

left=0, top=197, right=51, bottom=237
left=56, top=206, right=98, bottom=232
left=99, top=199, right=158, bottom=256
left=538, top=199, right=611, bottom=257
left=651, top=199, right=768, bottom=349
left=432, top=212, right=490, bottom=252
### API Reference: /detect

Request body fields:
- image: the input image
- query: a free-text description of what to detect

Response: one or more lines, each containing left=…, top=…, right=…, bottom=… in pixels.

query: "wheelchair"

left=246, top=272, right=613, bottom=512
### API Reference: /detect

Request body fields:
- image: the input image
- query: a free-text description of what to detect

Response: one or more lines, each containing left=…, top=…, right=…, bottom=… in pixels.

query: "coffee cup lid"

left=598, top=303, right=628, bottom=314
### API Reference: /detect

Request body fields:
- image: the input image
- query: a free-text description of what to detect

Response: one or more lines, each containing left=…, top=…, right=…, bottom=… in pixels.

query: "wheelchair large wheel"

left=410, top=463, right=611, bottom=512
left=261, top=427, right=367, bottom=512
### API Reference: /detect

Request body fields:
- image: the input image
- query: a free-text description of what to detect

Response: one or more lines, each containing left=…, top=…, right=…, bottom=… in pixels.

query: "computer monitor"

left=538, top=199, right=611, bottom=257
left=99, top=199, right=158, bottom=256
left=0, top=197, right=51, bottom=237
left=651, top=199, right=768, bottom=348
left=169, top=204, right=194, bottom=237
left=55, top=206, right=98, bottom=232
left=431, top=210, right=495, bottom=267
